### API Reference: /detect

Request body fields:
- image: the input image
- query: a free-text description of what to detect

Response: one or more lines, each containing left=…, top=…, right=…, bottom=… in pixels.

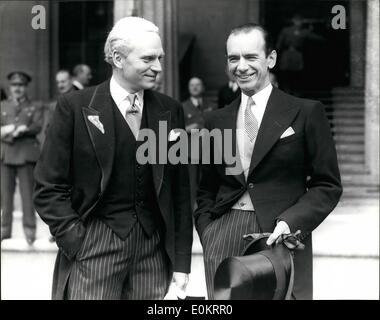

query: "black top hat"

left=7, top=71, right=32, bottom=85
left=214, top=232, right=304, bottom=300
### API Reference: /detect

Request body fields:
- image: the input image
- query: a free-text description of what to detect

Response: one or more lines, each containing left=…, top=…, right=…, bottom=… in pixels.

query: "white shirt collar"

left=229, top=81, right=239, bottom=92
left=241, top=83, right=272, bottom=114
left=72, top=80, right=84, bottom=90
left=190, top=96, right=202, bottom=107
left=110, top=76, right=144, bottom=109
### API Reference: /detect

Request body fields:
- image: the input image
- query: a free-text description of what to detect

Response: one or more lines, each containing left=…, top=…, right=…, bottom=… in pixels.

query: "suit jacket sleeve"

left=278, top=102, right=343, bottom=238
left=193, top=116, right=221, bottom=238
left=172, top=103, right=193, bottom=273
left=33, top=95, right=86, bottom=260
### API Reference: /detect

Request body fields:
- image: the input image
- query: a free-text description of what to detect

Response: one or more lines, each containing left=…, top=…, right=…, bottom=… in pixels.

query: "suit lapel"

left=217, top=98, right=245, bottom=186
left=82, top=80, right=115, bottom=193
left=248, top=88, right=300, bottom=176
left=144, top=90, right=171, bottom=195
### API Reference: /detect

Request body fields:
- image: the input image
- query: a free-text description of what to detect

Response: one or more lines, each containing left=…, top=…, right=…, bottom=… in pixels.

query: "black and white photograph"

left=0, top=0, right=379, bottom=304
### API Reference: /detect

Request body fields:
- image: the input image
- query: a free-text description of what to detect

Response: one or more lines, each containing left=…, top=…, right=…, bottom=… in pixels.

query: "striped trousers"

left=66, top=218, right=171, bottom=300
left=201, top=209, right=261, bottom=300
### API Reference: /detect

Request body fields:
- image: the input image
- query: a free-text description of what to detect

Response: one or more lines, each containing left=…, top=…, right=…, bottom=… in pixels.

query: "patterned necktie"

left=125, top=94, right=142, bottom=139
left=245, top=97, right=259, bottom=143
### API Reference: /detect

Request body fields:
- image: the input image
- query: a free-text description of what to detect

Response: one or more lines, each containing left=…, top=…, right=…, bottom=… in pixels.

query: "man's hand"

left=12, top=124, right=28, bottom=137
left=172, top=272, right=189, bottom=299
left=1, top=124, right=16, bottom=137
left=266, top=220, right=291, bottom=246
left=185, top=123, right=201, bottom=133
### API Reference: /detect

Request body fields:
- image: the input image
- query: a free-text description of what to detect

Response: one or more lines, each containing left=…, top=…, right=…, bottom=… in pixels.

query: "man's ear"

left=267, top=50, right=277, bottom=70
left=112, top=51, right=124, bottom=69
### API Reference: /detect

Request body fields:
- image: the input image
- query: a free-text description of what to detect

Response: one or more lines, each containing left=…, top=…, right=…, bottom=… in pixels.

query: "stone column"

left=364, top=0, right=379, bottom=183
left=113, top=0, right=179, bottom=99
left=349, top=0, right=365, bottom=88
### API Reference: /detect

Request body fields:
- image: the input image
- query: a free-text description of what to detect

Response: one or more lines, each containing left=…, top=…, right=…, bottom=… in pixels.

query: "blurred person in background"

left=217, top=66, right=240, bottom=109
left=56, top=69, right=77, bottom=94
left=182, top=77, right=214, bottom=211
left=1, top=71, right=43, bottom=244
left=72, top=64, right=92, bottom=90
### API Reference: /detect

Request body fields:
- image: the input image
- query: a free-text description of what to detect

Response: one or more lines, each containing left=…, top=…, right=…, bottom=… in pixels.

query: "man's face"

left=117, top=32, right=164, bottom=92
left=9, top=83, right=27, bottom=100
left=56, top=72, right=73, bottom=94
left=188, top=78, right=203, bottom=98
left=226, top=29, right=276, bottom=96
left=79, top=66, right=92, bottom=86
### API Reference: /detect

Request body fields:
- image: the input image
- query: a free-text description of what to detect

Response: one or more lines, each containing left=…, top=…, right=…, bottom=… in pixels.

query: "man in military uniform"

left=1, top=71, right=43, bottom=244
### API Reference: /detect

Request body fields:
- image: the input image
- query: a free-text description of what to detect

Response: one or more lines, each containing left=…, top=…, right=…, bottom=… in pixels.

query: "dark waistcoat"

left=93, top=101, right=163, bottom=239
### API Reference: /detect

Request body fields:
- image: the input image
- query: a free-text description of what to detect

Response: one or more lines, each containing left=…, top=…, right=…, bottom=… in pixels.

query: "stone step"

left=338, top=163, right=368, bottom=174
left=331, top=110, right=364, bottom=118
left=341, top=185, right=379, bottom=199
left=338, top=153, right=365, bottom=163
left=341, top=178, right=378, bottom=190
left=333, top=118, right=365, bottom=126
left=336, top=144, right=364, bottom=154
left=333, top=128, right=364, bottom=136
left=334, top=134, right=364, bottom=143
left=331, top=96, right=365, bottom=103
left=330, top=103, right=364, bottom=110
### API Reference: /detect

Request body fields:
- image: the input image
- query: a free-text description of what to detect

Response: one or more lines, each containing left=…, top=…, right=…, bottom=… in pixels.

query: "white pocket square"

left=168, top=129, right=181, bottom=141
left=280, top=126, right=295, bottom=139
left=88, top=115, right=105, bottom=134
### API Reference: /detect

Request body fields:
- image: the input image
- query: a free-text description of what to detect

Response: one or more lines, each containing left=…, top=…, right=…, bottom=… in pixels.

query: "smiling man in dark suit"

left=195, top=23, right=342, bottom=300
left=33, top=17, right=192, bottom=300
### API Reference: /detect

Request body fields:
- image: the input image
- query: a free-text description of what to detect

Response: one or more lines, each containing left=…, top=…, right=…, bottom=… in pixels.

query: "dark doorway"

left=58, top=1, right=114, bottom=85
left=261, top=0, right=350, bottom=95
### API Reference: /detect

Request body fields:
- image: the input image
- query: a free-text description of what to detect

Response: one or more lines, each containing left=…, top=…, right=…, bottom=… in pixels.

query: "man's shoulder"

left=201, top=105, right=229, bottom=124
left=58, top=82, right=109, bottom=109
left=273, top=88, right=322, bottom=111
left=60, top=84, right=98, bottom=102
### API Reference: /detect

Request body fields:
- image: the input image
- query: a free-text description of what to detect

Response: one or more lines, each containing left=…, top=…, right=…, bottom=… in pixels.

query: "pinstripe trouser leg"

left=66, top=218, right=171, bottom=300
left=201, top=209, right=261, bottom=300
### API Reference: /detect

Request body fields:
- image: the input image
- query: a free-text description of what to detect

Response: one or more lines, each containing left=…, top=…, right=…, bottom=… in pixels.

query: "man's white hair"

left=104, top=17, right=160, bottom=66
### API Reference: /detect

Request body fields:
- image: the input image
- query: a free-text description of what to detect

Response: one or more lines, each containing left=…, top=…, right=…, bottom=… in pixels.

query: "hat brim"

left=214, top=234, right=293, bottom=300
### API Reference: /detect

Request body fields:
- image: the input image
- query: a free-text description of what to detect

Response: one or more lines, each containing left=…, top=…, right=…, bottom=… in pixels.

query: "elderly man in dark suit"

left=1, top=71, right=43, bottom=244
left=34, top=17, right=192, bottom=300
left=195, top=23, right=342, bottom=300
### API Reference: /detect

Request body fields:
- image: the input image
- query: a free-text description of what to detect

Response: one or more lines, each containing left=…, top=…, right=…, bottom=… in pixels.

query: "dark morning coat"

left=195, top=87, right=342, bottom=299
left=33, top=80, right=193, bottom=299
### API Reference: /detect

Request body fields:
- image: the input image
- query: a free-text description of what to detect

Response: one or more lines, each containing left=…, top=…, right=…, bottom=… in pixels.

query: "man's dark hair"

left=226, top=23, right=275, bottom=57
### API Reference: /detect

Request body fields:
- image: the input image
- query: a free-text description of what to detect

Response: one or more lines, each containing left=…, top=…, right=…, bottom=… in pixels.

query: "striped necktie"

left=245, top=96, right=259, bottom=143
left=125, top=94, right=142, bottom=139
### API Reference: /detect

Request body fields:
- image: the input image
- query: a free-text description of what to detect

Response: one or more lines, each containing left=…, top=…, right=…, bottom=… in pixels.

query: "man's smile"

left=235, top=72, right=257, bottom=81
